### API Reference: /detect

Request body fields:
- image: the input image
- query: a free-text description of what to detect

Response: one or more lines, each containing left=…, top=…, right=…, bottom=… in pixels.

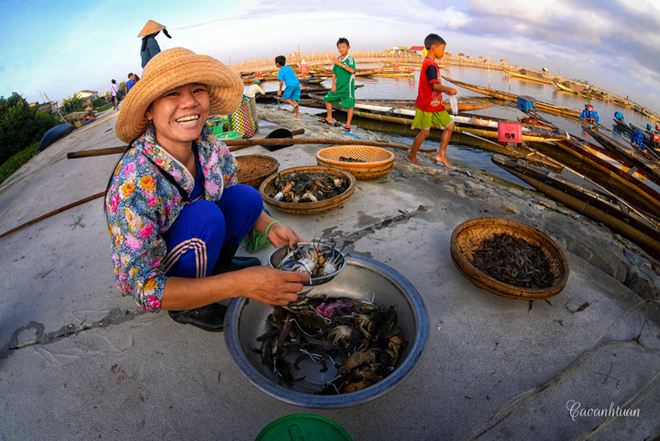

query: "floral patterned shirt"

left=105, top=124, right=238, bottom=312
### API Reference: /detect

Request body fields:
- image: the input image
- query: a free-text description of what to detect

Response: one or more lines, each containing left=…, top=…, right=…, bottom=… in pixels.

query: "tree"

left=61, top=95, right=83, bottom=113
left=0, top=92, right=60, bottom=164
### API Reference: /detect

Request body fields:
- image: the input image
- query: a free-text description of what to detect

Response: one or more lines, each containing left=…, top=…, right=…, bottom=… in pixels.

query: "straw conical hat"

left=115, top=47, right=243, bottom=144
left=138, top=20, right=166, bottom=38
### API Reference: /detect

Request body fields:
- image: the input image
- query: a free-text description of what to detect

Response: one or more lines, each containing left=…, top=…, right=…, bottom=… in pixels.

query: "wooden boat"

left=585, top=126, right=660, bottom=182
left=493, top=155, right=660, bottom=257
left=309, top=94, right=568, bottom=143
left=527, top=135, right=660, bottom=216
left=504, top=68, right=556, bottom=85
left=442, top=76, right=583, bottom=120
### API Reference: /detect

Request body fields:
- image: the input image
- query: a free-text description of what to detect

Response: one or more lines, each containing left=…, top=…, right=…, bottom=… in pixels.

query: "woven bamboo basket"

left=450, top=217, right=569, bottom=300
left=236, top=155, right=279, bottom=188
left=259, top=166, right=357, bottom=215
left=315, top=146, right=395, bottom=180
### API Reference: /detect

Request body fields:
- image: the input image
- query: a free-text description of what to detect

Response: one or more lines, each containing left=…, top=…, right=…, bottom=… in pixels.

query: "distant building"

left=409, top=46, right=425, bottom=55
left=76, top=90, right=99, bottom=108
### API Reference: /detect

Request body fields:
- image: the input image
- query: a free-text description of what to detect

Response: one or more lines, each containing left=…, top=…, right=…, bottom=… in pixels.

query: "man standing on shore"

left=110, top=79, right=120, bottom=110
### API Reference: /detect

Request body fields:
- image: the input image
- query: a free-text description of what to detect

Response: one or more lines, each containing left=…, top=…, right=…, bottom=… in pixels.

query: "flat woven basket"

left=236, top=155, right=279, bottom=188
left=316, top=146, right=395, bottom=180
left=259, top=166, right=357, bottom=215
left=450, top=217, right=569, bottom=300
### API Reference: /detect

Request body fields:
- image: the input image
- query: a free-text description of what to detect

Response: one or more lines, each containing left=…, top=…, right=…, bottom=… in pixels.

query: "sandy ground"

left=0, top=104, right=659, bottom=440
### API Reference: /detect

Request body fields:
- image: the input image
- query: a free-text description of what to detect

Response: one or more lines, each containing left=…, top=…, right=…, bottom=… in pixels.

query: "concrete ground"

left=1, top=105, right=659, bottom=441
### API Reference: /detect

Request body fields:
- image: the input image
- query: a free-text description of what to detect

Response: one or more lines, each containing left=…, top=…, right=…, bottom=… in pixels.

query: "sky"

left=1, top=0, right=660, bottom=113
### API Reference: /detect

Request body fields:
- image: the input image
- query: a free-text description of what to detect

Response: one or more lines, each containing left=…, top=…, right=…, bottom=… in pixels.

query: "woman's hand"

left=237, top=266, right=309, bottom=305
left=268, top=222, right=305, bottom=249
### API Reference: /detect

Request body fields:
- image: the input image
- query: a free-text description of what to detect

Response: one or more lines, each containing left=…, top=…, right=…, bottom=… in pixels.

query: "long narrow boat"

left=442, top=76, right=583, bottom=120
left=493, top=155, right=660, bottom=257
left=309, top=94, right=568, bottom=143
left=527, top=135, right=660, bottom=216
left=504, top=68, right=556, bottom=85
left=585, top=126, right=660, bottom=183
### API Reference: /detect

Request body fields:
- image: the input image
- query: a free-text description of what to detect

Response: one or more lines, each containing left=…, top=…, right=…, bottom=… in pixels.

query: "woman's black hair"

left=275, top=55, right=286, bottom=66
left=141, top=31, right=160, bottom=52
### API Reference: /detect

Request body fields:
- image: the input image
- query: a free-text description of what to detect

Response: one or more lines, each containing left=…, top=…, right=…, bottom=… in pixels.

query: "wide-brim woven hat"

left=115, top=47, right=244, bottom=144
left=138, top=20, right=166, bottom=38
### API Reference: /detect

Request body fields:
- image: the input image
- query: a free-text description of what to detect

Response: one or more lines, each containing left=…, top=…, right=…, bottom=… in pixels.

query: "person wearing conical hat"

left=139, top=20, right=172, bottom=68
left=107, top=48, right=308, bottom=332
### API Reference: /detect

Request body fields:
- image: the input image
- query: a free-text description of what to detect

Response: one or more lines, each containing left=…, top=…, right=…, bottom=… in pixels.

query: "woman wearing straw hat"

left=107, top=48, right=309, bottom=332
left=138, top=20, right=172, bottom=68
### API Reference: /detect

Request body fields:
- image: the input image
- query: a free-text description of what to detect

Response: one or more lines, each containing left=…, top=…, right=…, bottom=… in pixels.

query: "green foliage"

left=61, top=95, right=83, bottom=113
left=0, top=141, right=39, bottom=184
left=92, top=97, right=107, bottom=108
left=118, top=81, right=126, bottom=94
left=96, top=104, right=113, bottom=112
left=0, top=93, right=61, bottom=165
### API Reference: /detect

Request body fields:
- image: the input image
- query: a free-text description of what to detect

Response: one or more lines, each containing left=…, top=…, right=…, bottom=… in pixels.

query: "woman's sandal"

left=318, top=117, right=334, bottom=125
left=343, top=126, right=351, bottom=132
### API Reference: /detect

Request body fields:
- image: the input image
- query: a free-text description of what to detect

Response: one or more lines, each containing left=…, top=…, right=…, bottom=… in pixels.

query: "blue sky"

left=2, top=0, right=660, bottom=113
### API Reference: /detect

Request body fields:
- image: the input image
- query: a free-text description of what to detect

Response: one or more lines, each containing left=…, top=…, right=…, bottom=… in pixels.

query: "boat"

left=308, top=94, right=568, bottom=143
left=527, top=135, right=660, bottom=216
left=442, top=76, right=583, bottom=120
left=38, top=123, right=74, bottom=152
left=584, top=126, right=660, bottom=181
left=553, top=79, right=582, bottom=95
left=504, top=68, right=556, bottom=85
left=493, top=155, right=660, bottom=257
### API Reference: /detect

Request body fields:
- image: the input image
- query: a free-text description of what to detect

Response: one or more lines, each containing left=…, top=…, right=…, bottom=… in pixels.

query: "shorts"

left=324, top=90, right=355, bottom=109
left=282, top=85, right=301, bottom=102
left=411, top=108, right=453, bottom=130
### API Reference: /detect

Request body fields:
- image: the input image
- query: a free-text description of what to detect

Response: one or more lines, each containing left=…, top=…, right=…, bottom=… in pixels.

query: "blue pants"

left=161, top=185, right=263, bottom=279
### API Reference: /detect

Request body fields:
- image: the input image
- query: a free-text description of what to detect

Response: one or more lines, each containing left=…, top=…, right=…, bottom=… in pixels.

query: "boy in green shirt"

left=319, top=37, right=356, bottom=131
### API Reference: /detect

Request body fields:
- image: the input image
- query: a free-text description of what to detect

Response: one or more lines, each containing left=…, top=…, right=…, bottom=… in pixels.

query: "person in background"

left=406, top=33, right=456, bottom=169
left=301, top=59, right=308, bottom=78
left=319, top=37, right=356, bottom=132
left=125, top=73, right=136, bottom=94
left=110, top=79, right=120, bottom=110
left=138, top=20, right=171, bottom=68
left=107, top=48, right=308, bottom=332
left=580, top=104, right=600, bottom=124
left=275, top=55, right=300, bottom=118
left=245, top=80, right=265, bottom=99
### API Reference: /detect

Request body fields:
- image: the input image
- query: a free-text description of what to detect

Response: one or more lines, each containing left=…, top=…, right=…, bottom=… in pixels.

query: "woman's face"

left=146, top=83, right=210, bottom=151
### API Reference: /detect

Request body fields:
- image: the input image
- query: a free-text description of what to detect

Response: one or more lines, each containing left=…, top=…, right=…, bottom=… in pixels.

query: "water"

left=255, top=66, right=658, bottom=187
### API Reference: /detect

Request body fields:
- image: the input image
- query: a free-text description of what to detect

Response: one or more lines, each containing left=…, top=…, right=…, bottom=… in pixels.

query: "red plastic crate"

left=498, top=122, right=523, bottom=143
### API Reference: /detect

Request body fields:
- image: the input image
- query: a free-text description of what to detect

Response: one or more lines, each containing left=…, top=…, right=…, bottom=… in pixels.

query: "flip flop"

left=318, top=118, right=334, bottom=125
left=343, top=126, right=351, bottom=132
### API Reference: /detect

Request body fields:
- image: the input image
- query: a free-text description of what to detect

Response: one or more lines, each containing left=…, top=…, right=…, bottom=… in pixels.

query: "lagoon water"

left=257, top=66, right=657, bottom=186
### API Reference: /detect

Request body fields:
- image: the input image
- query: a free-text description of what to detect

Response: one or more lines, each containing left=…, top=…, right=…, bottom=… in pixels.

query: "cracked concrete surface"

left=0, top=105, right=659, bottom=440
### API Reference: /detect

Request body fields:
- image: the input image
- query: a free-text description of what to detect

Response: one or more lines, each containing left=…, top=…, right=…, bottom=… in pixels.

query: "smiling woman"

left=107, top=48, right=309, bottom=332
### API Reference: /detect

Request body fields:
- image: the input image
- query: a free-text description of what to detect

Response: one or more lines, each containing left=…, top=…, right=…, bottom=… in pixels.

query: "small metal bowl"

left=224, top=254, right=429, bottom=408
left=268, top=242, right=347, bottom=286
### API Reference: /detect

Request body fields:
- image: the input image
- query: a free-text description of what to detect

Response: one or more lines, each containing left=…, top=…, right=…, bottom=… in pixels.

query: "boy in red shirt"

left=406, top=34, right=457, bottom=169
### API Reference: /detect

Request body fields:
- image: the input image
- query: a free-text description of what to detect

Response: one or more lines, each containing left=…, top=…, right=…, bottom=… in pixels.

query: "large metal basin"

left=224, top=254, right=429, bottom=408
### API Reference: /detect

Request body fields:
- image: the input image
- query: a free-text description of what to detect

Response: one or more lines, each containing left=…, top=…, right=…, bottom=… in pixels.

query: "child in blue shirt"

left=275, top=55, right=301, bottom=118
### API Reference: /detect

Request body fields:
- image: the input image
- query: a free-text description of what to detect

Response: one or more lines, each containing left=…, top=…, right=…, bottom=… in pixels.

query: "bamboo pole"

left=67, top=138, right=430, bottom=159
left=0, top=192, right=107, bottom=239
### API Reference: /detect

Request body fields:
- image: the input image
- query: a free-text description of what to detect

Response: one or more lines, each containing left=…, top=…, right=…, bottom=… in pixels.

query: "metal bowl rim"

left=224, top=253, right=430, bottom=409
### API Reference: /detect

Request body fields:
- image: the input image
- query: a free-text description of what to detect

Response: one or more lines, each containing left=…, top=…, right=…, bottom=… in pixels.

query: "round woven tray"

left=236, top=155, right=280, bottom=188
left=450, top=217, right=569, bottom=300
left=316, top=146, right=395, bottom=180
left=259, top=166, right=357, bottom=215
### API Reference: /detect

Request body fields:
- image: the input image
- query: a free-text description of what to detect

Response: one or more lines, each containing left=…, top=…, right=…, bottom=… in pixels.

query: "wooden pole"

left=0, top=192, right=107, bottom=239
left=67, top=138, right=430, bottom=159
